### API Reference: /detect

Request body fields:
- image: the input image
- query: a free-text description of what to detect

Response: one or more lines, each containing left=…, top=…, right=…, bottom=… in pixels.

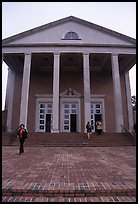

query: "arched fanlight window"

left=63, top=31, right=80, bottom=40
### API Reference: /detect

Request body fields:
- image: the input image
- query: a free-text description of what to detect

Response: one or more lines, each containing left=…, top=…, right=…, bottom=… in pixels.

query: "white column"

left=83, top=53, right=91, bottom=132
left=52, top=53, right=60, bottom=133
left=19, top=53, right=31, bottom=128
left=6, top=68, right=15, bottom=132
left=111, top=53, right=124, bottom=132
left=125, top=72, right=133, bottom=132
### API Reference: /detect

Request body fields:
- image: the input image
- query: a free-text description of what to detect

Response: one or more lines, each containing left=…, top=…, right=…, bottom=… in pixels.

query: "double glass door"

left=63, top=102, right=78, bottom=132
left=91, top=102, right=102, bottom=132
left=38, top=103, right=52, bottom=132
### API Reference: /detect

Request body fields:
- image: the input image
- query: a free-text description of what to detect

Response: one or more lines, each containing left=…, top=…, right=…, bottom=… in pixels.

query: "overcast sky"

left=2, top=2, right=136, bottom=110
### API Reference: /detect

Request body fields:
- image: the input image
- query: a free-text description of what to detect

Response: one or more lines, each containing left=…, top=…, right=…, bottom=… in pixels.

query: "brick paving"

left=2, top=146, right=136, bottom=202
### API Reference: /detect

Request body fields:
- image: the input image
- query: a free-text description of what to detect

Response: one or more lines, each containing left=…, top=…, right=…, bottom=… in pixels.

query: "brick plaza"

left=2, top=145, right=136, bottom=202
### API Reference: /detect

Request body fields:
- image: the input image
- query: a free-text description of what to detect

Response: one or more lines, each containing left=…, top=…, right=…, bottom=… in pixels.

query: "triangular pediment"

left=2, top=16, right=135, bottom=47
left=60, top=88, right=81, bottom=98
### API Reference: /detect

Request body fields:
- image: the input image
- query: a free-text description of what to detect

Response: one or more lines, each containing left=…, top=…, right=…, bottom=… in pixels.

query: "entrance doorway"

left=91, top=102, right=103, bottom=132
left=95, top=114, right=102, bottom=132
left=62, top=102, right=78, bottom=132
left=70, top=114, right=77, bottom=132
left=37, top=102, right=52, bottom=132
left=46, top=114, right=51, bottom=132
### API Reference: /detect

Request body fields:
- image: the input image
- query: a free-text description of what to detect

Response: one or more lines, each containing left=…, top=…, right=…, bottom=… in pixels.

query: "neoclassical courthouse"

left=2, top=16, right=136, bottom=134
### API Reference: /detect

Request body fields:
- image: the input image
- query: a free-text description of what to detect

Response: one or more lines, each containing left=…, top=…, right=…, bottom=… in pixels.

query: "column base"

left=115, top=129, right=124, bottom=133
left=51, top=129, right=60, bottom=133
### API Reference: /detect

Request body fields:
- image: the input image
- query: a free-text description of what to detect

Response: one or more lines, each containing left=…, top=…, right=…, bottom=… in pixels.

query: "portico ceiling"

left=3, top=52, right=136, bottom=74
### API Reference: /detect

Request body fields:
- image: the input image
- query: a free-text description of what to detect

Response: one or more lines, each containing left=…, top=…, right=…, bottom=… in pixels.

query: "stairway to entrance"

left=2, top=132, right=135, bottom=147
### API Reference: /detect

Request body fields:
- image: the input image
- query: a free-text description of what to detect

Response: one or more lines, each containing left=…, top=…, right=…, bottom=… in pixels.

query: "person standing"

left=96, top=120, right=103, bottom=135
left=17, top=124, right=28, bottom=155
left=86, top=121, right=92, bottom=140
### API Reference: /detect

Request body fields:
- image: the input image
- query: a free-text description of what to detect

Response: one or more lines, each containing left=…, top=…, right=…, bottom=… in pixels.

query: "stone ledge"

left=2, top=188, right=136, bottom=197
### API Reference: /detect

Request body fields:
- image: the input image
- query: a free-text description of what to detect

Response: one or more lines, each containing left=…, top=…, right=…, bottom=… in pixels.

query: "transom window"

left=63, top=31, right=80, bottom=40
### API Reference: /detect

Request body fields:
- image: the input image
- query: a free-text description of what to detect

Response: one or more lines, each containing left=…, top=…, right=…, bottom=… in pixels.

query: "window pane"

left=39, top=126, right=44, bottom=129
left=64, top=109, right=69, bottom=114
left=40, top=120, right=44, bottom=124
left=64, top=104, right=69, bottom=108
left=40, top=109, right=45, bottom=113
left=72, top=109, right=76, bottom=114
left=64, top=115, right=69, bottom=119
left=47, top=104, right=52, bottom=108
left=96, top=110, right=100, bottom=113
left=40, top=115, right=45, bottom=119
left=64, top=120, right=69, bottom=124
left=96, top=104, right=100, bottom=108
left=72, top=104, right=76, bottom=109
left=47, top=109, right=52, bottom=114
left=64, top=31, right=79, bottom=40
left=40, top=104, right=45, bottom=108
left=64, top=126, right=69, bottom=130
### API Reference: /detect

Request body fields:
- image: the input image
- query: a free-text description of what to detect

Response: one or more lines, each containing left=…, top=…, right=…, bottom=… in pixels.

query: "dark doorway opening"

left=95, top=114, right=102, bottom=132
left=46, top=114, right=51, bottom=132
left=70, top=114, right=77, bottom=132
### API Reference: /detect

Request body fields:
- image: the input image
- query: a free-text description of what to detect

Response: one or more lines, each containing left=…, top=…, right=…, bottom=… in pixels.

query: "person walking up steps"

left=86, top=121, right=92, bottom=140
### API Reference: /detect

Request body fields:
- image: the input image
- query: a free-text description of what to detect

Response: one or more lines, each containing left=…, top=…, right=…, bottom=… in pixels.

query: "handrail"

left=121, top=124, right=135, bottom=136
left=121, top=124, right=136, bottom=146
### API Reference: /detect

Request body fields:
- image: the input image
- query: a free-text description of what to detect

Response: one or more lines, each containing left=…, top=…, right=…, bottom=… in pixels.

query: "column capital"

left=24, top=52, right=32, bottom=56
left=53, top=52, right=60, bottom=56
left=111, top=52, right=119, bottom=57
left=83, top=52, right=90, bottom=56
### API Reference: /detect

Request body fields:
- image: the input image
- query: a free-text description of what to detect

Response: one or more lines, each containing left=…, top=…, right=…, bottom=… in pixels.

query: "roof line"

left=2, top=16, right=136, bottom=45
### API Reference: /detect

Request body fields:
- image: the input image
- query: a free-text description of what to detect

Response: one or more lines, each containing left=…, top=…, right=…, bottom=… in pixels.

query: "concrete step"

left=2, top=195, right=136, bottom=202
left=2, top=132, right=135, bottom=147
left=2, top=186, right=136, bottom=198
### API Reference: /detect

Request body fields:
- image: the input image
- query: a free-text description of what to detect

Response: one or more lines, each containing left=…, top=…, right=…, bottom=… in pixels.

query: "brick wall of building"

left=11, top=69, right=128, bottom=133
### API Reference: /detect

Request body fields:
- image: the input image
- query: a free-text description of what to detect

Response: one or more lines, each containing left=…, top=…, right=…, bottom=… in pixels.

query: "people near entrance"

left=86, top=121, right=92, bottom=140
left=96, top=119, right=103, bottom=135
left=17, top=124, right=28, bottom=155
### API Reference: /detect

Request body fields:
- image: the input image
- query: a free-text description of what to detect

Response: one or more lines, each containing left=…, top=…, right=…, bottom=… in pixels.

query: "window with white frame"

left=63, top=31, right=81, bottom=40
left=37, top=102, right=53, bottom=132
left=90, top=102, right=102, bottom=132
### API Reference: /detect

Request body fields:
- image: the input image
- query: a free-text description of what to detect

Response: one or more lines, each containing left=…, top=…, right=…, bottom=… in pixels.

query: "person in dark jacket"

left=86, top=121, right=92, bottom=140
left=17, top=124, right=28, bottom=155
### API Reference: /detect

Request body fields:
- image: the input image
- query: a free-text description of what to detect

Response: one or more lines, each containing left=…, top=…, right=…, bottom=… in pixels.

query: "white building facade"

left=2, top=16, right=136, bottom=133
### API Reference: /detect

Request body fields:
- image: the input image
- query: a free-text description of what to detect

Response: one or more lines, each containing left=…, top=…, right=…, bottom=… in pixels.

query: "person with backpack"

left=86, top=121, right=92, bottom=140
